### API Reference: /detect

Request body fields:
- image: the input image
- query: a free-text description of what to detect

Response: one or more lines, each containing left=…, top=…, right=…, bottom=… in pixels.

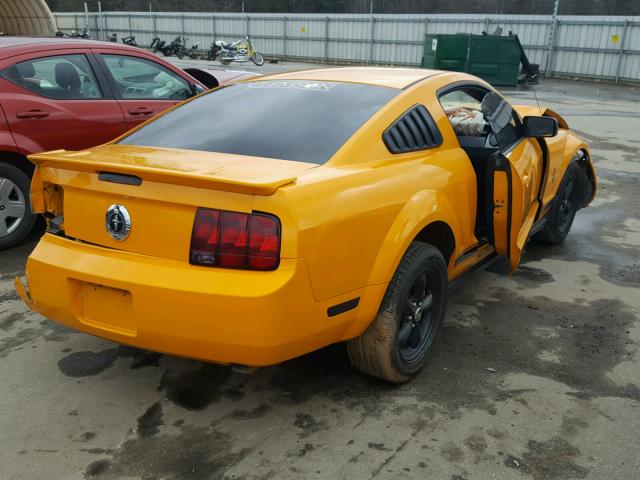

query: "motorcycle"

left=55, top=30, right=70, bottom=38
left=150, top=37, right=166, bottom=53
left=72, top=28, right=91, bottom=39
left=170, top=37, right=189, bottom=59
left=122, top=35, right=138, bottom=47
left=151, top=36, right=188, bottom=59
left=206, top=40, right=218, bottom=60
left=106, top=32, right=118, bottom=42
left=188, top=41, right=200, bottom=59
left=211, top=36, right=264, bottom=66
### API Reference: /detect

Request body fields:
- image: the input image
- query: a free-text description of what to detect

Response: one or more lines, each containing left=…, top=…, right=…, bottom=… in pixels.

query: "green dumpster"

left=421, top=33, right=522, bottom=86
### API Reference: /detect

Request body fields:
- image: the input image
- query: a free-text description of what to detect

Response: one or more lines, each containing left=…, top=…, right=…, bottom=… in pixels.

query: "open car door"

left=489, top=150, right=540, bottom=271
left=482, top=93, right=542, bottom=272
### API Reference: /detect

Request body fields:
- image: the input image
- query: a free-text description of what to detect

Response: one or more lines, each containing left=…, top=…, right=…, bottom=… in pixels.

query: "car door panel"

left=491, top=138, right=543, bottom=271
left=0, top=50, right=126, bottom=154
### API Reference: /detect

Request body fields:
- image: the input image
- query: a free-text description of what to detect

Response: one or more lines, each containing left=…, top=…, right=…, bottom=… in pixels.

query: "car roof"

left=260, top=66, right=446, bottom=89
left=0, top=36, right=137, bottom=59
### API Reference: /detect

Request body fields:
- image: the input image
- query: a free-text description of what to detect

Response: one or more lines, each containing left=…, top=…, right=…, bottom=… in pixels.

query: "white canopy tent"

left=0, top=0, right=56, bottom=36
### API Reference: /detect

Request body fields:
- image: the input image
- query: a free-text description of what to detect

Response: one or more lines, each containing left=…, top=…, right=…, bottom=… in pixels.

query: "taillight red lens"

left=189, top=208, right=281, bottom=271
left=189, top=209, right=219, bottom=266
left=248, top=214, right=280, bottom=270
left=218, top=212, right=248, bottom=268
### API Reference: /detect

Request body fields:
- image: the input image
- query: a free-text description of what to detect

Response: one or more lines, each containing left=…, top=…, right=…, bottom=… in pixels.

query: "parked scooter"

left=211, top=36, right=264, bottom=66
left=106, top=32, right=118, bottom=42
left=122, top=35, right=138, bottom=47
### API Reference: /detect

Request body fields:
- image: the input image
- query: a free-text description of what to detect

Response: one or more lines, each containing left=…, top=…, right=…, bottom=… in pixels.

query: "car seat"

left=54, top=62, right=82, bottom=98
left=16, top=62, right=45, bottom=95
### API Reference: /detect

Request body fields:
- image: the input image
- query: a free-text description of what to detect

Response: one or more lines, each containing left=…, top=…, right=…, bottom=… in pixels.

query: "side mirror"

left=523, top=116, right=558, bottom=138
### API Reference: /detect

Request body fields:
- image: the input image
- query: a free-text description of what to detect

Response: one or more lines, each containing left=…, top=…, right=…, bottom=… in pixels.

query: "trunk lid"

left=29, top=144, right=315, bottom=261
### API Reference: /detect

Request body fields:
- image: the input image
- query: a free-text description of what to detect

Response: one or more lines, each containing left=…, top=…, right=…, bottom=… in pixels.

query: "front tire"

left=0, top=163, right=36, bottom=250
left=220, top=58, right=233, bottom=66
left=347, top=242, right=448, bottom=383
left=534, top=163, right=580, bottom=244
left=252, top=52, right=265, bottom=66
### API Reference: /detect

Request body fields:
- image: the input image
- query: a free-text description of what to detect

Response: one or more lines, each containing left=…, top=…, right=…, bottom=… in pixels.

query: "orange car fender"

left=558, top=134, right=596, bottom=202
left=561, top=133, right=588, bottom=173
left=366, top=188, right=461, bottom=288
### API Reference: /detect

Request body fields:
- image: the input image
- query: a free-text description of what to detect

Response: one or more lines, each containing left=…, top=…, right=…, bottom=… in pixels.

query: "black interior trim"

left=533, top=137, right=550, bottom=223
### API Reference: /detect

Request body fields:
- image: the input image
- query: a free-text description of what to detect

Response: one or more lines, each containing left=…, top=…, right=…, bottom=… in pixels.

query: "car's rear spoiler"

left=28, top=150, right=301, bottom=196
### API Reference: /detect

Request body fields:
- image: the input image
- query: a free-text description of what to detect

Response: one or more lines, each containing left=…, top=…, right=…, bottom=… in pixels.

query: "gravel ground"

left=0, top=60, right=639, bottom=480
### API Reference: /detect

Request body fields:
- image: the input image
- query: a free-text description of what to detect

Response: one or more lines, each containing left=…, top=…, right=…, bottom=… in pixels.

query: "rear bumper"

left=18, top=234, right=384, bottom=366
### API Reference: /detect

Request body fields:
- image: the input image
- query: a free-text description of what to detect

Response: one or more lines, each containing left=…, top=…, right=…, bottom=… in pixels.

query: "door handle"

left=16, top=110, right=49, bottom=119
left=127, top=107, right=154, bottom=115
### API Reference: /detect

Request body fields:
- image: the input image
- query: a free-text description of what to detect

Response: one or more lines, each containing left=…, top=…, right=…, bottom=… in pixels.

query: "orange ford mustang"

left=15, top=67, right=596, bottom=383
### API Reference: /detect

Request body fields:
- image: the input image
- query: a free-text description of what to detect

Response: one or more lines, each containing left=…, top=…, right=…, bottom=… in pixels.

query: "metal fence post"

left=283, top=15, right=287, bottom=60
left=324, top=16, right=329, bottom=63
left=544, top=0, right=560, bottom=78
left=246, top=14, right=250, bottom=37
left=484, top=17, right=491, bottom=33
left=151, top=13, right=156, bottom=40
left=211, top=14, right=216, bottom=41
left=615, top=20, right=630, bottom=83
left=181, top=13, right=185, bottom=40
left=369, top=15, right=375, bottom=64
left=545, top=17, right=558, bottom=78
left=127, top=13, right=132, bottom=37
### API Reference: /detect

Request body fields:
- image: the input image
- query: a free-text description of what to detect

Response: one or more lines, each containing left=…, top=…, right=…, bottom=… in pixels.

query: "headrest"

left=55, top=62, right=80, bottom=90
left=17, top=62, right=35, bottom=78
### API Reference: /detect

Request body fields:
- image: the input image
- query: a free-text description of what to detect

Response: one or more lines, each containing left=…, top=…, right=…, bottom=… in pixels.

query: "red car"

left=0, top=37, right=253, bottom=249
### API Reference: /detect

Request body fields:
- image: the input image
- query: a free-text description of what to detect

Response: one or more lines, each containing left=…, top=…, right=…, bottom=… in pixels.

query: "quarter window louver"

left=0, top=65, right=24, bottom=86
left=383, top=104, right=443, bottom=154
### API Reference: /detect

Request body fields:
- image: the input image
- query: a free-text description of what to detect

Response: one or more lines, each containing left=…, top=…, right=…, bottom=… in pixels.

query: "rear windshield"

left=119, top=80, right=399, bottom=164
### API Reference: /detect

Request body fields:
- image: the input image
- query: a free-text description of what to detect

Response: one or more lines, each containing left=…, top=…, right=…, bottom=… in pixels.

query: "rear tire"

left=534, top=163, right=580, bottom=244
left=220, top=58, right=232, bottom=66
left=347, top=242, right=448, bottom=383
left=0, top=163, right=36, bottom=250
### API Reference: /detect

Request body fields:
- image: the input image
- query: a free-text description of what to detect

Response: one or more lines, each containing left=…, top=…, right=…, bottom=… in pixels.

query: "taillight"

left=190, top=209, right=281, bottom=271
